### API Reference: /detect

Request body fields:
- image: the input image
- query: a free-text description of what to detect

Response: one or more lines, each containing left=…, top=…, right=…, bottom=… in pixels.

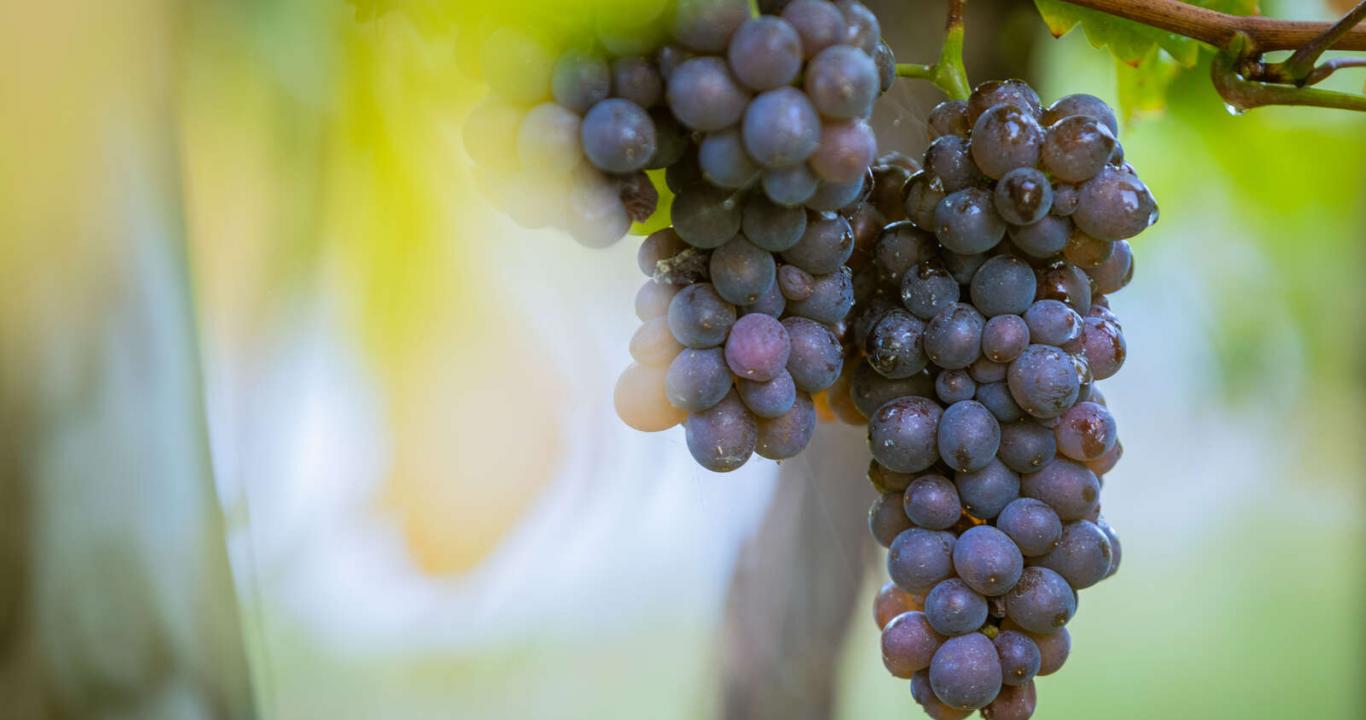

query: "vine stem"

left=1281, top=0, right=1366, bottom=82
left=1054, top=0, right=1366, bottom=53
left=894, top=0, right=971, bottom=100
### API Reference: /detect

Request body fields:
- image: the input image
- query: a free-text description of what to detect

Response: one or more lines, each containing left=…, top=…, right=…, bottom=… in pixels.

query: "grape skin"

left=1021, top=458, right=1101, bottom=522
left=1065, top=316, right=1126, bottom=380
left=935, top=370, right=976, bottom=405
left=785, top=267, right=854, bottom=324
left=912, top=671, right=974, bottom=720
left=743, top=87, right=822, bottom=168
left=904, top=474, right=961, bottom=530
left=953, top=525, right=1023, bottom=597
left=807, top=174, right=868, bottom=211
left=668, top=282, right=737, bottom=348
left=866, top=309, right=928, bottom=379
left=740, top=279, right=787, bottom=318
left=1053, top=400, right=1118, bottom=462
left=710, top=235, right=777, bottom=305
left=673, top=0, right=750, bottom=53
left=875, top=582, right=925, bottom=629
left=1035, top=261, right=1094, bottom=316
left=969, top=357, right=1006, bottom=384
left=953, top=458, right=1020, bottom=520
left=684, top=390, right=757, bottom=472
left=1030, top=625, right=1071, bottom=675
left=1007, top=344, right=1081, bottom=419
left=925, top=579, right=989, bottom=636
left=883, top=611, right=945, bottom=677
left=1003, top=566, right=1076, bottom=634
left=666, top=56, right=749, bottom=131
left=636, top=280, right=680, bottom=321
left=724, top=313, right=790, bottom=381
left=804, top=44, right=880, bottom=119
left=756, top=390, right=816, bottom=459
left=699, top=129, right=761, bottom=189
left=982, top=681, right=1037, bottom=720
left=981, top=314, right=1030, bottom=363
left=552, top=50, right=611, bottom=113
left=870, top=491, right=915, bottom=547
left=738, top=370, right=797, bottom=418
left=888, top=527, right=956, bottom=593
left=1038, top=520, right=1113, bottom=590
left=850, top=363, right=934, bottom=419
left=1043, top=93, right=1119, bottom=135
left=581, top=98, right=658, bottom=174
left=925, top=135, right=983, bottom=192
left=997, top=420, right=1058, bottom=475
left=938, top=400, right=1001, bottom=473
left=924, top=303, right=985, bottom=370
left=1074, top=166, right=1159, bottom=241
left=970, top=256, right=1038, bottom=318
left=783, top=317, right=844, bottom=391
left=929, top=633, right=1003, bottom=711
left=927, top=99, right=970, bottom=139
left=837, top=0, right=881, bottom=53
left=966, top=79, right=1042, bottom=125
left=672, top=183, right=742, bottom=249
left=742, top=194, right=808, bottom=251
left=762, top=164, right=820, bottom=206
left=993, top=630, right=1041, bottom=686
left=904, top=172, right=947, bottom=230
left=783, top=211, right=854, bottom=274
left=781, top=0, right=847, bottom=59
left=876, top=222, right=940, bottom=284
left=934, top=188, right=1007, bottom=255
left=993, top=167, right=1052, bottom=226
left=902, top=261, right=961, bottom=321
left=1008, top=215, right=1071, bottom=259
left=811, top=120, right=878, bottom=183
left=1040, top=115, right=1116, bottom=183
left=1022, top=299, right=1082, bottom=347
left=665, top=348, right=733, bottom=412
left=1088, top=239, right=1134, bottom=295
left=870, top=395, right=944, bottom=474
left=727, top=16, right=803, bottom=91
left=779, top=264, right=816, bottom=301
left=970, top=104, right=1045, bottom=180
left=610, top=56, right=664, bottom=109
left=996, top=497, right=1062, bottom=557
left=974, top=381, right=1025, bottom=424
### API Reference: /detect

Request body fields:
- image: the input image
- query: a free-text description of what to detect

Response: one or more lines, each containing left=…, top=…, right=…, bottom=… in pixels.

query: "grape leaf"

left=1116, top=49, right=1183, bottom=122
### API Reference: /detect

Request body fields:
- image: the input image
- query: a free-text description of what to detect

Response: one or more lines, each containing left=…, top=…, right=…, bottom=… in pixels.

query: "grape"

left=1066, top=316, right=1126, bottom=380
left=929, top=633, right=1003, bottom=711
left=1022, top=299, right=1082, bottom=347
left=975, top=381, right=1024, bottom=424
left=756, top=390, right=816, bottom=459
left=727, top=16, right=803, bottom=90
left=610, top=56, right=663, bottom=109
left=1088, top=239, right=1133, bottom=295
left=783, top=211, right=854, bottom=274
left=1008, top=345, right=1080, bottom=419
left=672, top=183, right=743, bottom=249
left=647, top=108, right=689, bottom=169
left=781, top=0, right=847, bottom=59
left=997, top=422, right=1057, bottom=475
left=1087, top=439, right=1123, bottom=477
left=617, top=170, right=660, bottom=223
left=1008, top=215, right=1070, bottom=258
left=866, top=309, right=928, bottom=379
left=743, top=87, right=821, bottom=168
left=1054, top=401, right=1118, bottom=462
left=668, top=283, right=737, bottom=348
left=724, top=313, right=790, bottom=381
left=982, top=315, right=1030, bottom=363
left=982, top=680, right=1037, bottom=720
left=783, top=317, right=844, bottom=391
left=630, top=317, right=684, bottom=367
left=778, top=264, right=816, bottom=301
left=938, top=400, right=1001, bottom=473
left=806, top=174, right=868, bottom=211
left=993, top=168, right=1053, bottom=226
left=969, top=357, right=1007, bottom=385
left=900, top=261, right=960, bottom=321
left=741, top=279, right=787, bottom=318
left=875, top=582, right=925, bottom=629
left=956, top=524, right=1021, bottom=598
left=935, top=370, right=977, bottom=405
left=870, top=396, right=944, bottom=474
left=673, top=0, right=749, bottom=53
left=869, top=458, right=914, bottom=494
left=1038, top=520, right=1113, bottom=590
left=1043, top=93, right=1119, bottom=135
left=924, top=303, right=985, bottom=370
left=699, top=129, right=761, bottom=189
left=656, top=43, right=694, bottom=80
left=552, top=50, right=611, bottom=113
left=638, top=229, right=687, bottom=279
left=636, top=280, right=680, bottom=321
left=883, top=611, right=944, bottom=677
left=1035, top=262, right=1093, bottom=315
left=1040, top=116, right=1114, bottom=186
left=481, top=28, right=554, bottom=104
left=685, top=390, right=757, bottom=472
left=904, top=474, right=961, bottom=530
left=993, top=631, right=1040, bottom=686
left=905, top=172, right=947, bottom=230
left=665, top=348, right=733, bottom=412
left=581, top=99, right=657, bottom=174
left=762, top=164, right=820, bottom=206
left=966, top=79, right=1042, bottom=125
left=615, top=363, right=686, bottom=432
left=811, top=120, right=878, bottom=183
left=912, top=671, right=975, bottom=720
left=888, top=527, right=956, bottom=593
left=1074, top=166, right=1159, bottom=241
left=954, top=458, right=1020, bottom=520
left=1050, top=182, right=1079, bottom=216
left=837, top=0, right=881, bottom=52
left=876, top=222, right=939, bottom=284
left=925, top=135, right=983, bottom=192
left=738, top=370, right=797, bottom=418
left=934, top=188, right=1007, bottom=255
left=1021, top=458, right=1101, bottom=522
left=928, top=99, right=970, bottom=139
left=1098, top=516, right=1122, bottom=578
left=925, top=579, right=989, bottom=636
left=970, top=104, right=1045, bottom=180
left=871, top=491, right=915, bottom=547
left=517, top=103, right=583, bottom=175
left=566, top=167, right=632, bottom=247
left=1030, top=625, right=1071, bottom=675
left=785, top=267, right=854, bottom=324
left=667, top=57, right=749, bottom=131
left=870, top=162, right=913, bottom=220
left=742, top=195, right=808, bottom=252
left=1003, top=566, right=1076, bottom=634
left=850, top=364, right=934, bottom=419
left=970, top=256, right=1037, bottom=318
left=710, top=236, right=776, bottom=306
left=996, top=500, right=1059, bottom=560
left=874, top=39, right=896, bottom=92
left=804, top=44, right=879, bottom=119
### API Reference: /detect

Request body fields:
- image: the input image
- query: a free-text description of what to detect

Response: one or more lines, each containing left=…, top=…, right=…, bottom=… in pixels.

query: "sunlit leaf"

left=1116, top=48, right=1183, bottom=121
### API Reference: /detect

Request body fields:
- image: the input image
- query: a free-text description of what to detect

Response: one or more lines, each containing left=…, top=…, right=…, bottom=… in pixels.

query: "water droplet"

left=1222, top=102, right=1246, bottom=117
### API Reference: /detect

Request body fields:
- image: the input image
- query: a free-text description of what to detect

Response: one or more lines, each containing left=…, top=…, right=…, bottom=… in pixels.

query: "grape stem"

left=1212, top=33, right=1366, bottom=113
left=894, top=0, right=971, bottom=101
left=1051, top=0, right=1366, bottom=53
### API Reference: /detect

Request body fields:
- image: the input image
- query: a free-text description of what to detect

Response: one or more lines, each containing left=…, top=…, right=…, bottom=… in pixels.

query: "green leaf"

left=1116, top=48, right=1183, bottom=122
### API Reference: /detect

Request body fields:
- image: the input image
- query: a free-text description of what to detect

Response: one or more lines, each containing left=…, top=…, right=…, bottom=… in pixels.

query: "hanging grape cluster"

left=853, top=81, right=1150, bottom=720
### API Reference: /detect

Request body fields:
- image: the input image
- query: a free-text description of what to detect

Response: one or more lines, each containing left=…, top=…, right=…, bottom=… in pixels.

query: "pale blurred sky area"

left=0, top=0, right=1363, bottom=719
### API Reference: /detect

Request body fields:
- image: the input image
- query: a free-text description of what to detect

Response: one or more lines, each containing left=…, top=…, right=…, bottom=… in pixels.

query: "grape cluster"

left=852, top=82, right=1149, bottom=720
left=584, top=0, right=897, bottom=471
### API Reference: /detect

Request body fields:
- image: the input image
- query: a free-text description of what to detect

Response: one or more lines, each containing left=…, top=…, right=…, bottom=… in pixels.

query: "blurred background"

left=0, top=0, right=1363, bottom=718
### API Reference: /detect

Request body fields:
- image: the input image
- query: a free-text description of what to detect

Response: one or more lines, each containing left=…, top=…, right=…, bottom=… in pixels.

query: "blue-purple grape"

left=738, top=369, right=797, bottom=418
left=1041, top=115, right=1116, bottom=183
left=876, top=222, right=939, bottom=284
left=742, top=194, right=808, bottom=252
left=1043, top=93, right=1118, bottom=135
left=710, top=236, right=776, bottom=305
left=975, top=381, right=1024, bottom=424
left=806, top=174, right=868, bottom=211
left=904, top=474, right=961, bottom=530
left=993, top=630, right=1041, bottom=686
left=924, top=303, right=985, bottom=370
left=740, top=278, right=786, bottom=317
left=953, top=457, right=1019, bottom=520
left=925, top=135, right=983, bottom=192
left=672, top=0, right=749, bottom=53
left=804, top=44, right=879, bottom=119
left=666, top=56, right=749, bottom=131
left=1053, top=400, right=1118, bottom=462
left=666, top=348, right=733, bottom=412
left=1003, top=566, right=1076, bottom=634
left=610, top=56, right=663, bottom=109
left=1065, top=316, right=1125, bottom=380
left=781, top=0, right=846, bottom=59
left=762, top=164, right=820, bottom=206
left=969, top=356, right=1006, bottom=384
left=724, top=312, right=790, bottom=381
left=1021, top=458, right=1100, bottom=522
left=867, top=309, right=928, bottom=379
left=997, top=498, right=1062, bottom=558
left=1008, top=215, right=1070, bottom=258
left=934, top=188, right=1007, bottom=255
left=870, top=395, right=944, bottom=474
left=997, top=422, right=1057, bottom=475
left=883, top=611, right=944, bottom=677
left=727, top=15, right=803, bottom=90
left=783, top=211, right=854, bottom=274
left=1030, top=625, right=1070, bottom=675
left=929, top=633, right=1003, bottom=711
left=888, top=527, right=957, bottom=593
left=938, top=400, right=1001, bottom=472
left=1037, top=520, right=1113, bottom=590
left=904, top=172, right=947, bottom=230
left=871, top=491, right=915, bottom=547
left=756, top=390, right=816, bottom=459
left=785, top=267, right=854, bottom=324
left=783, top=317, right=843, bottom=391
left=1073, top=166, right=1159, bottom=241
left=993, top=167, right=1052, bottom=226
left=1007, top=344, right=1080, bottom=419
left=970, top=256, right=1038, bottom=318
left=552, top=50, right=611, bottom=113
left=672, top=183, right=742, bottom=249
left=581, top=98, right=657, bottom=174
left=1088, top=239, right=1133, bottom=295
left=925, top=579, right=989, bottom=636
left=699, top=129, right=761, bottom=189
left=1022, top=299, right=1082, bottom=347
left=811, top=120, right=878, bottom=183
left=935, top=369, right=977, bottom=405
left=966, top=80, right=1042, bottom=126
left=981, top=314, right=1030, bottom=363
left=928, top=99, right=970, bottom=139
left=970, top=104, right=1044, bottom=180
left=668, top=282, right=737, bottom=348
left=901, top=261, right=960, bottom=321
left=743, top=87, right=821, bottom=168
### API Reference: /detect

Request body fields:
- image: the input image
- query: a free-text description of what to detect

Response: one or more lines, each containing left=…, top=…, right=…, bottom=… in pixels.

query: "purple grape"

left=1065, top=316, right=1126, bottom=380
left=850, top=364, right=934, bottom=419
left=1035, top=261, right=1094, bottom=315
left=925, top=579, right=989, bottom=636
left=806, top=174, right=869, bottom=211
left=811, top=120, right=878, bottom=183
left=888, top=527, right=956, bottom=593
left=727, top=16, right=803, bottom=90
left=935, top=369, right=977, bottom=404
left=1003, top=566, right=1076, bottom=634
left=1022, top=299, right=1082, bottom=347
left=610, top=56, right=663, bottom=109
left=552, top=50, right=610, bottom=112
left=1041, top=115, right=1116, bottom=183
left=783, top=317, right=844, bottom=391
left=1007, top=344, right=1080, bottom=419
left=901, top=261, right=961, bottom=321
left=970, top=255, right=1038, bottom=318
left=1031, top=625, right=1070, bottom=675
left=970, top=104, right=1045, bottom=180
left=1021, top=458, right=1101, bottom=522
left=870, top=395, right=944, bottom=474
left=710, top=236, right=777, bottom=306
left=997, top=422, right=1057, bottom=475
left=743, top=87, right=821, bottom=168
left=993, top=630, right=1041, bottom=686
left=975, top=381, right=1025, bottom=424
left=1051, top=182, right=1080, bottom=216
left=969, top=356, right=1007, bottom=384
left=672, top=183, right=742, bottom=249
left=1008, top=215, right=1071, bottom=258
left=742, top=194, right=808, bottom=252
left=738, top=369, right=797, bottom=419
left=982, top=315, right=1030, bottom=363
left=778, top=264, right=816, bottom=301
left=925, top=134, right=983, bottom=192
left=1098, top=515, right=1122, bottom=578
left=997, top=497, right=1063, bottom=557
left=938, top=400, right=1001, bottom=472
left=740, top=279, right=786, bottom=318
left=724, top=312, right=790, bottom=381
left=934, top=188, right=1007, bottom=255
left=699, top=129, right=761, bottom=189
left=929, top=633, right=1003, bottom=711
left=927, top=99, right=970, bottom=139
left=781, top=0, right=846, bottom=59
left=804, top=44, right=879, bottom=119
left=668, top=282, right=737, bottom=348
left=904, top=474, right=961, bottom=530
left=883, top=611, right=945, bottom=677
left=1038, top=520, right=1113, bottom=590
left=993, top=167, right=1053, bottom=226
left=783, top=211, right=854, bottom=274
left=756, top=390, right=816, bottom=459
left=666, top=56, right=749, bottom=131
left=1088, top=239, right=1134, bottom=295
left=867, top=309, right=929, bottom=379
left=672, top=0, right=749, bottom=53
left=966, top=79, right=1042, bottom=125
left=954, top=458, right=1020, bottom=520
left=836, top=0, right=881, bottom=53
left=1043, top=93, right=1119, bottom=134
left=785, top=267, right=854, bottom=324
left=924, top=303, right=985, bottom=370
left=762, top=164, right=820, bottom=206
left=904, top=172, right=947, bottom=230
left=876, top=221, right=940, bottom=283
left=1053, top=400, right=1118, bottom=462
left=665, top=348, right=733, bottom=412
left=1074, top=166, right=1159, bottom=241
left=983, top=680, right=1037, bottom=720
left=581, top=99, right=657, bottom=173
left=685, top=390, right=757, bottom=472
